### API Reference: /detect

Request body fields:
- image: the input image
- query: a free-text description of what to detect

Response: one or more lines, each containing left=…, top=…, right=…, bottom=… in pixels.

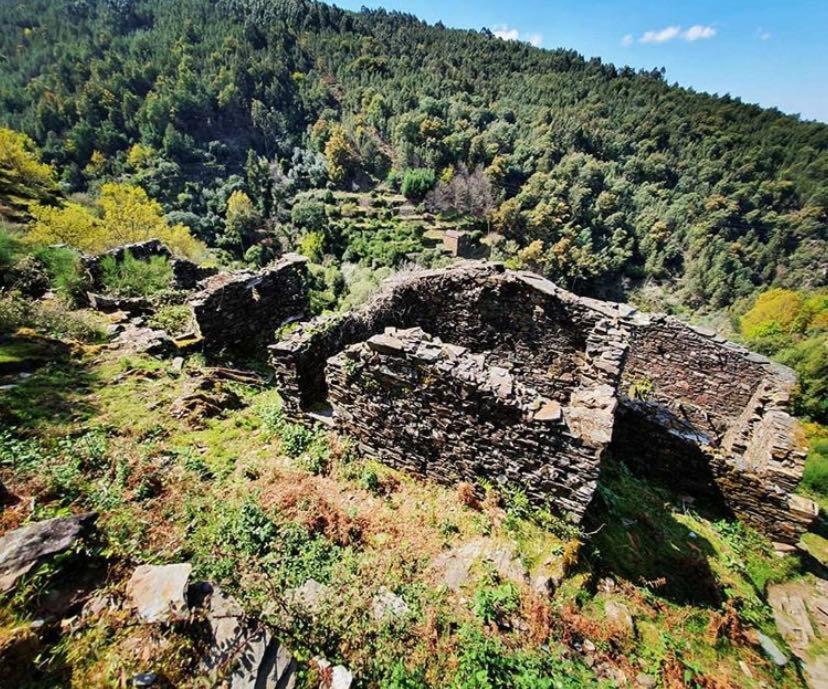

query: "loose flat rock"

left=115, top=323, right=174, bottom=355
left=371, top=588, right=409, bottom=622
left=0, top=513, right=96, bottom=593
left=127, top=563, right=192, bottom=623
left=601, top=598, right=635, bottom=638
left=315, top=658, right=353, bottom=689
left=768, top=579, right=828, bottom=688
left=230, top=628, right=296, bottom=689
left=287, top=578, right=330, bottom=614
left=432, top=538, right=527, bottom=591
left=756, top=631, right=788, bottom=667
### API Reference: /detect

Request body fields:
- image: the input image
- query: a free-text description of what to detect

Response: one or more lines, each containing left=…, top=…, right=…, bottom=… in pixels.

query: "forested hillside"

left=1, top=0, right=826, bottom=310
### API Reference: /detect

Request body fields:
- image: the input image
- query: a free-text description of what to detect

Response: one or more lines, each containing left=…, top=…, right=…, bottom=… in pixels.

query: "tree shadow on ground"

left=0, top=333, right=99, bottom=433
left=584, top=458, right=726, bottom=607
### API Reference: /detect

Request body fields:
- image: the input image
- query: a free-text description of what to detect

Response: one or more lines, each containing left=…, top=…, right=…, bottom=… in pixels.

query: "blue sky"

left=334, top=0, right=828, bottom=122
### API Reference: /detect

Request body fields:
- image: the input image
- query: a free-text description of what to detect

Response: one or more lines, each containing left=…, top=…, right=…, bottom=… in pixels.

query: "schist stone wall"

left=83, top=239, right=217, bottom=291
left=270, top=263, right=629, bottom=416
left=327, top=327, right=607, bottom=520
left=270, top=262, right=817, bottom=543
left=613, top=315, right=817, bottom=544
left=190, top=253, right=309, bottom=356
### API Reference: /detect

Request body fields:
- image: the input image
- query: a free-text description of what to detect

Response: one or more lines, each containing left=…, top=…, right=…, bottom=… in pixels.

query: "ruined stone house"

left=82, top=239, right=218, bottom=291
left=270, top=262, right=818, bottom=544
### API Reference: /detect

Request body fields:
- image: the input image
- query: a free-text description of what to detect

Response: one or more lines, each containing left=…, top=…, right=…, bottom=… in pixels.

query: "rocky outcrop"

left=124, top=566, right=298, bottom=688
left=190, top=253, right=309, bottom=357
left=768, top=578, right=828, bottom=688
left=0, top=513, right=96, bottom=593
left=270, top=262, right=817, bottom=543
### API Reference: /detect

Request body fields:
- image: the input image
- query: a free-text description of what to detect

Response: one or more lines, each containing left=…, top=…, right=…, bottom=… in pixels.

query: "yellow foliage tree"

left=740, top=289, right=805, bottom=344
left=126, top=143, right=155, bottom=169
left=28, top=182, right=206, bottom=260
left=28, top=202, right=104, bottom=249
left=0, top=127, right=59, bottom=221
left=492, top=197, right=522, bottom=236
left=324, top=124, right=355, bottom=185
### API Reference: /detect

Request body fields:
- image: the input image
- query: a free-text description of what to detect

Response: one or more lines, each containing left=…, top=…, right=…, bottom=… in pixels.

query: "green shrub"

left=0, top=428, right=109, bottom=505
left=35, top=245, right=87, bottom=303
left=0, top=225, right=23, bottom=271
left=777, top=336, right=828, bottom=422
left=360, top=466, right=381, bottom=494
left=473, top=582, right=520, bottom=624
left=802, top=438, right=828, bottom=498
left=280, top=423, right=314, bottom=457
left=0, top=292, right=106, bottom=342
left=400, top=168, right=436, bottom=200
left=148, top=304, right=194, bottom=336
left=100, top=251, right=172, bottom=297
left=297, top=231, right=325, bottom=262
left=386, top=169, right=403, bottom=191
left=450, top=625, right=597, bottom=689
left=291, top=199, right=327, bottom=232
left=381, top=662, right=426, bottom=689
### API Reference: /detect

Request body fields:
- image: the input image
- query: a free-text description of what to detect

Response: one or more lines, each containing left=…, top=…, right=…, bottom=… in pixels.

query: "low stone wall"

left=269, top=261, right=817, bottom=542
left=620, top=316, right=770, bottom=441
left=190, top=253, right=309, bottom=357
left=327, top=327, right=610, bottom=520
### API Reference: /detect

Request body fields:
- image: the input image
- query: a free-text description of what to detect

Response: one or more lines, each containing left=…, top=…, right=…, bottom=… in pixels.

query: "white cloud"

left=492, top=25, right=542, bottom=47
left=640, top=25, right=681, bottom=44
left=683, top=25, right=716, bottom=41
left=757, top=27, right=771, bottom=40
left=493, top=25, right=520, bottom=41
left=633, top=24, right=717, bottom=45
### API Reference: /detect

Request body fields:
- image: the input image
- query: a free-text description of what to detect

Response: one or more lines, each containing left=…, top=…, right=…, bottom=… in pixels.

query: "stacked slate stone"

left=616, top=314, right=818, bottom=544
left=269, top=261, right=818, bottom=543
left=190, top=253, right=309, bottom=357
left=327, top=327, right=608, bottom=521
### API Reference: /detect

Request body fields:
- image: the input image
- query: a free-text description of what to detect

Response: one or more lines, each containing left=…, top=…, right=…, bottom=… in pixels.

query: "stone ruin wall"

left=270, top=262, right=818, bottom=544
left=189, top=253, right=309, bottom=357
left=80, top=241, right=312, bottom=359
left=613, top=315, right=817, bottom=544
left=271, top=264, right=629, bottom=415
left=326, top=327, right=605, bottom=520
left=620, top=317, right=769, bottom=439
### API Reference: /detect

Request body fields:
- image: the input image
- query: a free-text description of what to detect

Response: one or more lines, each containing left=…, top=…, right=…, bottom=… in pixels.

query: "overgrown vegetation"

left=0, top=339, right=814, bottom=687
left=99, top=252, right=173, bottom=298
left=737, top=288, right=827, bottom=422
left=0, top=0, right=823, bottom=311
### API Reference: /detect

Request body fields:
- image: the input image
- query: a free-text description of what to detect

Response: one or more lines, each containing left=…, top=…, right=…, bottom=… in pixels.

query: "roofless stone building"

left=270, top=262, right=818, bottom=545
